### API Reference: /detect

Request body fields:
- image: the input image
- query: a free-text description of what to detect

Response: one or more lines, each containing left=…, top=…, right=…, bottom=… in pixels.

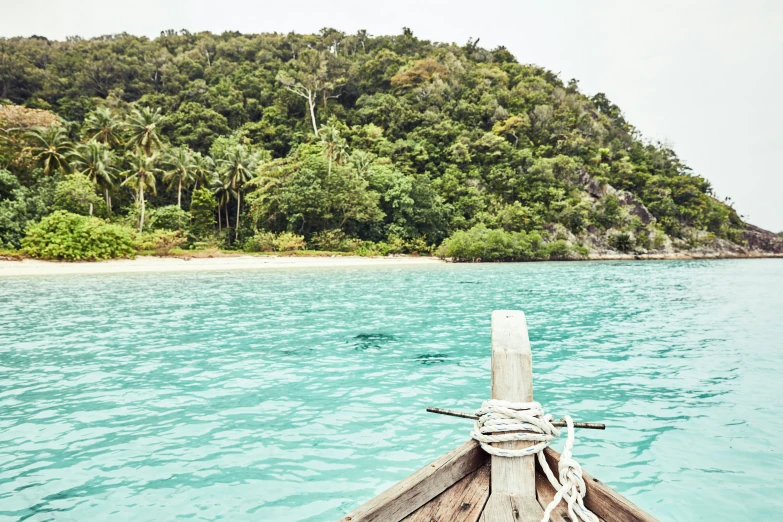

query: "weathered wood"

left=534, top=459, right=573, bottom=522
left=479, top=495, right=546, bottom=522
left=489, top=310, right=536, bottom=497
left=402, top=462, right=490, bottom=522
left=338, top=440, right=487, bottom=522
left=484, top=310, right=544, bottom=522
left=540, top=448, right=660, bottom=522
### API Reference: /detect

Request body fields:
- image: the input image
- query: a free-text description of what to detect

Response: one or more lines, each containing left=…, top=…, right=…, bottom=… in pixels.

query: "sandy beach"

left=0, top=255, right=444, bottom=277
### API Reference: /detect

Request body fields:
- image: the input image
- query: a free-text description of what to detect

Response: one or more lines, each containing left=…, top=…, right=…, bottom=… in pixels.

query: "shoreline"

left=0, top=251, right=780, bottom=277
left=587, top=252, right=783, bottom=261
left=0, top=255, right=444, bottom=277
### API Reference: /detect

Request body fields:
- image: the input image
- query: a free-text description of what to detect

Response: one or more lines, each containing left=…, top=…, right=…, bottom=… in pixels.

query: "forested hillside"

left=1, top=28, right=778, bottom=260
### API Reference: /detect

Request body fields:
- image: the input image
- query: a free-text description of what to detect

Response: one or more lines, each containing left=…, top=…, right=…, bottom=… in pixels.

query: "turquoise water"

left=1, top=260, right=782, bottom=521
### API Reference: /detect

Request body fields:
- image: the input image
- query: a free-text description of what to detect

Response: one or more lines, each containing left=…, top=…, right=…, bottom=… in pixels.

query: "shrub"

left=439, top=225, right=546, bottom=261
left=122, top=202, right=153, bottom=232
left=190, top=188, right=217, bottom=239
left=22, top=210, right=135, bottom=261
left=53, top=173, right=107, bottom=217
left=273, top=232, right=305, bottom=252
left=608, top=231, right=633, bottom=252
left=244, top=231, right=305, bottom=252
left=591, top=194, right=623, bottom=230
left=405, top=236, right=434, bottom=255
left=244, top=231, right=276, bottom=252
left=355, top=241, right=392, bottom=256
left=308, top=229, right=361, bottom=252
left=134, top=229, right=187, bottom=255
left=152, top=205, right=190, bottom=231
left=651, top=230, right=668, bottom=250
left=543, top=240, right=573, bottom=260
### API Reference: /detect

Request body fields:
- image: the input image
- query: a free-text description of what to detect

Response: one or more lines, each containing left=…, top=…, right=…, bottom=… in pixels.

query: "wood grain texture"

left=479, top=494, right=547, bottom=522
left=484, top=311, right=544, bottom=522
left=534, top=461, right=573, bottom=522
left=337, top=440, right=488, bottom=522
left=540, top=448, right=659, bottom=522
left=401, top=462, right=490, bottom=522
left=489, top=310, right=536, bottom=498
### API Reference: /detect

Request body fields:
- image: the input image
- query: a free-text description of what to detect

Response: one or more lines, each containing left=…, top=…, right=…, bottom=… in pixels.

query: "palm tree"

left=211, top=172, right=235, bottom=232
left=126, top=107, right=163, bottom=157
left=318, top=121, right=348, bottom=176
left=218, top=145, right=259, bottom=241
left=162, top=146, right=196, bottom=208
left=121, top=151, right=160, bottom=233
left=72, top=140, right=117, bottom=209
left=26, top=125, right=74, bottom=176
left=191, top=152, right=215, bottom=191
left=349, top=150, right=376, bottom=176
left=83, top=107, right=123, bottom=149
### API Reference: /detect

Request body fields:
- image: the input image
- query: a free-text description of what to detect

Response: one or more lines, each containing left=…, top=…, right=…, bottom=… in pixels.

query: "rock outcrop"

left=743, top=224, right=783, bottom=253
left=577, top=170, right=656, bottom=225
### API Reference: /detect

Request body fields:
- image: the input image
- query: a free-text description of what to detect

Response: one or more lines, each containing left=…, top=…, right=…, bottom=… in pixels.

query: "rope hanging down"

left=471, top=400, right=599, bottom=522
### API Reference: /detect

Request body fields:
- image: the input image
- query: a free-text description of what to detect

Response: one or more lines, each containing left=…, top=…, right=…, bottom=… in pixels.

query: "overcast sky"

left=2, top=0, right=781, bottom=231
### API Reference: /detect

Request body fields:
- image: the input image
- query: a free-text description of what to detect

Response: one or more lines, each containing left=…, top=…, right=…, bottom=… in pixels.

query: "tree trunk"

left=105, top=188, right=110, bottom=210
left=225, top=205, right=229, bottom=234
left=139, top=184, right=145, bottom=233
left=308, top=92, right=319, bottom=136
left=177, top=178, right=182, bottom=208
left=235, top=191, right=241, bottom=241
left=218, top=204, right=222, bottom=230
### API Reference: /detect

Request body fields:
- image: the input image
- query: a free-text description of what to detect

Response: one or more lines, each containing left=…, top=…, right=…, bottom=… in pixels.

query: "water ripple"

left=1, top=260, right=782, bottom=520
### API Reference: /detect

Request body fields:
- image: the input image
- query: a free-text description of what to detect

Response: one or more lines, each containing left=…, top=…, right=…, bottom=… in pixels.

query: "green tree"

left=126, top=107, right=164, bottom=157
left=121, top=151, right=160, bottom=232
left=218, top=145, right=259, bottom=241
left=191, top=152, right=215, bottom=190
left=26, top=125, right=73, bottom=176
left=53, top=172, right=106, bottom=217
left=190, top=187, right=217, bottom=238
left=82, top=107, right=123, bottom=149
left=277, top=50, right=343, bottom=136
left=0, top=30, right=756, bottom=255
left=160, top=102, right=230, bottom=153
left=162, top=146, right=196, bottom=208
left=319, top=120, right=348, bottom=177
left=211, top=171, right=235, bottom=232
left=71, top=140, right=117, bottom=209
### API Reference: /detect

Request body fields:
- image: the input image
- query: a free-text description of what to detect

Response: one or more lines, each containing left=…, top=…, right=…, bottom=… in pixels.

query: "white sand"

left=0, top=255, right=443, bottom=277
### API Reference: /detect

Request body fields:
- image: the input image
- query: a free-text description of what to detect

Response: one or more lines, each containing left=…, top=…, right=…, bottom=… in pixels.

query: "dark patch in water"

left=353, top=333, right=397, bottom=351
left=457, top=281, right=481, bottom=285
left=414, top=353, right=449, bottom=365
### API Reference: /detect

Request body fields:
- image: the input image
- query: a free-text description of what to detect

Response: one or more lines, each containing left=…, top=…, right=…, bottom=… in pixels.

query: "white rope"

left=470, top=400, right=599, bottom=522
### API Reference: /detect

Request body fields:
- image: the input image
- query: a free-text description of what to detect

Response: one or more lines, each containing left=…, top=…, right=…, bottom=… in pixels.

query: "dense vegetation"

left=0, top=28, right=745, bottom=260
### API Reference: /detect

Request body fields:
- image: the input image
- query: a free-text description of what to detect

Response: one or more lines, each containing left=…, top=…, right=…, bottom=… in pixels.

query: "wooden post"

left=480, top=310, right=544, bottom=522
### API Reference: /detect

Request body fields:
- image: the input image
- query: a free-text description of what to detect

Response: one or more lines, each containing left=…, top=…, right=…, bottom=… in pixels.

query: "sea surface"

left=1, top=259, right=782, bottom=521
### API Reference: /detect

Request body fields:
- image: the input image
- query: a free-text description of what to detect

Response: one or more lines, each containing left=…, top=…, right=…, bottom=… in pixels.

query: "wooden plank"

left=540, top=448, right=659, bottom=522
left=534, top=461, right=573, bottom=522
left=489, top=310, right=536, bottom=497
left=479, top=495, right=546, bottom=522
left=483, top=310, right=544, bottom=522
left=402, top=462, right=490, bottom=522
left=338, top=440, right=488, bottom=522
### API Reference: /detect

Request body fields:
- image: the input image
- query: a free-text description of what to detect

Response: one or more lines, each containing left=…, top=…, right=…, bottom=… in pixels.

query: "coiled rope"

left=471, top=400, right=599, bottom=522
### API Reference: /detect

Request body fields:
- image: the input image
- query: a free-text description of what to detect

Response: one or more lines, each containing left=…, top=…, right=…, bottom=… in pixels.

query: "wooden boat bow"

left=338, top=311, right=658, bottom=522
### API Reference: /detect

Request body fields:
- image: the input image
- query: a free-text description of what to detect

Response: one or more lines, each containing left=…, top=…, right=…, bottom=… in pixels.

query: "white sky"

left=1, top=0, right=781, bottom=231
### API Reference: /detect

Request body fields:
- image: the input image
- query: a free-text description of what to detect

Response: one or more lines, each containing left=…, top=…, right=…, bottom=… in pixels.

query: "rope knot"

left=470, top=401, right=599, bottom=522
